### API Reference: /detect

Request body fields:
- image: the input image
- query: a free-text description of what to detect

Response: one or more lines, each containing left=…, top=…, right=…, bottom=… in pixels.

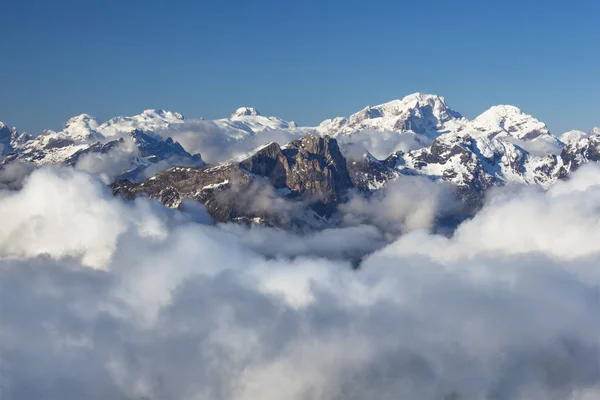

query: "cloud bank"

left=156, top=121, right=308, bottom=163
left=0, top=166, right=599, bottom=399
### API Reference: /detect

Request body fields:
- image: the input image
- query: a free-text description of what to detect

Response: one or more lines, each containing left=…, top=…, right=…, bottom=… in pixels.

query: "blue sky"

left=1, top=0, right=599, bottom=134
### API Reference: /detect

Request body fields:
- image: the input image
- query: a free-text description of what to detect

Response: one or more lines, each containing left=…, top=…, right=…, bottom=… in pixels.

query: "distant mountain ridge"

left=2, top=93, right=599, bottom=227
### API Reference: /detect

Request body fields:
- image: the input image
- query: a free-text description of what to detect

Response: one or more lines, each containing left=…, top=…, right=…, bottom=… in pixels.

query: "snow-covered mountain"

left=0, top=106, right=304, bottom=181
left=560, top=129, right=589, bottom=144
left=0, top=111, right=204, bottom=182
left=211, top=107, right=298, bottom=140
left=457, top=104, right=563, bottom=156
left=315, top=93, right=566, bottom=158
left=2, top=93, right=599, bottom=223
left=463, top=105, right=549, bottom=140
left=317, top=93, right=466, bottom=141
left=0, top=122, right=14, bottom=154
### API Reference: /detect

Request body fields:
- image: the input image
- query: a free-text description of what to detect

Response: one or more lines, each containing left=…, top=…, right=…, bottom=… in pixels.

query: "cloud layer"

left=0, top=166, right=599, bottom=399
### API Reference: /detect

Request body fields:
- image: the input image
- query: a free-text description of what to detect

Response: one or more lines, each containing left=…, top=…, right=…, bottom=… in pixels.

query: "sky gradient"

left=1, top=0, right=599, bottom=134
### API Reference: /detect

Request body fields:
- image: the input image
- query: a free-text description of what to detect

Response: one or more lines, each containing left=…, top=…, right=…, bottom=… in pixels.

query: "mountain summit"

left=466, top=105, right=550, bottom=141
left=318, top=93, right=465, bottom=140
left=2, top=93, right=600, bottom=227
left=231, top=107, right=261, bottom=118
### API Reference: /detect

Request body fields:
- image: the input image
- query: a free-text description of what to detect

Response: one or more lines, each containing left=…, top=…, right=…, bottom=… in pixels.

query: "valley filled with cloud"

left=1, top=162, right=599, bottom=399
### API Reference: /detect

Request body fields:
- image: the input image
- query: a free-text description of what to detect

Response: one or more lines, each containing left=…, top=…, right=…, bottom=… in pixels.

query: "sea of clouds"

left=0, top=163, right=599, bottom=399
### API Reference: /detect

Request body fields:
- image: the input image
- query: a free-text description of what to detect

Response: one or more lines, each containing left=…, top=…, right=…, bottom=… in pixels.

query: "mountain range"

left=2, top=93, right=599, bottom=229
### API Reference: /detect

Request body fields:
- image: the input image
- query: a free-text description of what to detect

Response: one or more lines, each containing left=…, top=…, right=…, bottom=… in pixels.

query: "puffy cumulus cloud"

left=0, top=166, right=600, bottom=400
left=338, top=175, right=461, bottom=237
left=219, top=223, right=386, bottom=261
left=73, top=136, right=204, bottom=184
left=385, top=163, right=600, bottom=262
left=74, top=139, right=139, bottom=183
left=337, top=129, right=428, bottom=160
left=506, top=136, right=563, bottom=157
left=0, top=161, right=35, bottom=189
left=0, top=167, right=168, bottom=269
left=156, top=122, right=429, bottom=167
left=157, top=120, right=307, bottom=163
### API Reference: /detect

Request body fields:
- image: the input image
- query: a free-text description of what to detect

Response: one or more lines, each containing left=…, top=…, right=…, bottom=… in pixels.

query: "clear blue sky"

left=1, top=0, right=599, bottom=134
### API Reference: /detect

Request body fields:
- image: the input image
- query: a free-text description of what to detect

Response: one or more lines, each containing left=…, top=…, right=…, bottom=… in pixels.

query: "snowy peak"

left=560, top=130, right=589, bottom=144
left=0, top=122, right=21, bottom=154
left=213, top=108, right=297, bottom=139
left=64, top=114, right=100, bottom=129
left=0, top=122, right=11, bottom=154
left=0, top=122, right=9, bottom=137
left=468, top=105, right=549, bottom=141
left=140, top=109, right=184, bottom=121
left=231, top=107, right=261, bottom=118
left=319, top=92, right=465, bottom=138
left=373, top=92, right=463, bottom=127
left=381, top=92, right=462, bottom=119
left=99, top=109, right=185, bottom=137
left=63, top=114, right=103, bottom=140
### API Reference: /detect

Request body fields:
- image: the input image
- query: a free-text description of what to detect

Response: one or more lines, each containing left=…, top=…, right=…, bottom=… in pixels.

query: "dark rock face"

left=239, top=142, right=289, bottom=188
left=238, top=135, right=353, bottom=214
left=0, top=124, right=13, bottom=155
left=408, top=135, right=497, bottom=195
left=280, top=135, right=352, bottom=212
left=111, top=134, right=353, bottom=226
left=63, top=130, right=202, bottom=167
left=62, top=129, right=204, bottom=181
left=64, top=140, right=125, bottom=166
left=1, top=127, right=203, bottom=181
left=346, top=152, right=400, bottom=191
left=43, top=137, right=75, bottom=150
left=110, top=130, right=600, bottom=230
left=558, top=135, right=600, bottom=178
left=112, top=164, right=263, bottom=223
left=129, top=130, right=201, bottom=163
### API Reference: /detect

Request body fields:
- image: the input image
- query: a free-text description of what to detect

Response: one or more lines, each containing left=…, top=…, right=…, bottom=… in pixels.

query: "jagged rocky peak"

left=320, top=92, right=465, bottom=137
left=346, top=150, right=400, bottom=191
left=0, top=122, right=10, bottom=137
left=231, top=107, right=261, bottom=118
left=349, top=93, right=461, bottom=121
left=286, top=134, right=353, bottom=203
left=0, top=122, right=13, bottom=154
left=241, top=134, right=352, bottom=211
left=558, top=129, right=600, bottom=177
left=560, top=130, right=590, bottom=144
left=64, top=113, right=100, bottom=129
left=112, top=134, right=352, bottom=226
left=62, top=113, right=103, bottom=140
left=381, top=92, right=462, bottom=121
left=385, top=92, right=464, bottom=133
left=468, top=105, right=550, bottom=141
left=125, top=129, right=202, bottom=162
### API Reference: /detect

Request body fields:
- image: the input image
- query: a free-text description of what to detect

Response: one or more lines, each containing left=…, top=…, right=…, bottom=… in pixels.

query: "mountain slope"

left=1, top=116, right=204, bottom=182
left=318, top=93, right=466, bottom=141
left=2, top=93, right=599, bottom=229
left=112, top=134, right=352, bottom=227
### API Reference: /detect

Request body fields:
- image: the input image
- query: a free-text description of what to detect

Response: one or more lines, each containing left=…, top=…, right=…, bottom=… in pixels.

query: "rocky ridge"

left=2, top=93, right=600, bottom=229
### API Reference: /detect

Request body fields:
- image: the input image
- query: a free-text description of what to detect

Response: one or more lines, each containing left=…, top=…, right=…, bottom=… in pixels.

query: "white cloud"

left=338, top=175, right=460, bottom=236
left=0, top=167, right=167, bottom=269
left=158, top=121, right=307, bottom=163
left=337, top=129, right=428, bottom=160
left=0, top=166, right=599, bottom=399
left=0, top=161, right=35, bottom=189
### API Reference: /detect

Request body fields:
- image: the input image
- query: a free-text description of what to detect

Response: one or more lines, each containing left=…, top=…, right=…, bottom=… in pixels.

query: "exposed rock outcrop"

left=111, top=134, right=353, bottom=226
